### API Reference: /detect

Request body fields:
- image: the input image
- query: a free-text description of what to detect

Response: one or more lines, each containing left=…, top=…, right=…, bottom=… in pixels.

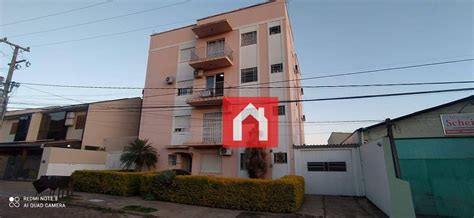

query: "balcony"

left=188, top=43, right=233, bottom=71
left=186, top=87, right=227, bottom=107
left=184, top=117, right=222, bottom=148
left=192, top=19, right=232, bottom=38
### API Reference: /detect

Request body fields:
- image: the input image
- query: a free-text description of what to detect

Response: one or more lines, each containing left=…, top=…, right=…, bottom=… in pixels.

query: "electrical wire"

left=7, top=1, right=191, bottom=38
left=18, top=80, right=474, bottom=90
left=0, top=0, right=113, bottom=27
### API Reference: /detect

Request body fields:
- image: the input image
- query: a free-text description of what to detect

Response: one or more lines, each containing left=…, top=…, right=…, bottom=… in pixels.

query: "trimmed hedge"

left=71, top=170, right=158, bottom=196
left=72, top=169, right=304, bottom=213
left=141, top=175, right=305, bottom=213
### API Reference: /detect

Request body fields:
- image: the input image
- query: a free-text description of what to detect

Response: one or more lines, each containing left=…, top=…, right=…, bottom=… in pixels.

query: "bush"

left=71, top=170, right=158, bottom=196
left=141, top=175, right=305, bottom=213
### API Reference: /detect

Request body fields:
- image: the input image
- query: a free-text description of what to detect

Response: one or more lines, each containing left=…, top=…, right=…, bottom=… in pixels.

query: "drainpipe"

left=385, top=118, right=402, bottom=178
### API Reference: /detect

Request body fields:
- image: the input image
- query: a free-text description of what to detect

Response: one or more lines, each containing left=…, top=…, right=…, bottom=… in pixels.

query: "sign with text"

left=223, top=97, right=278, bottom=148
left=440, top=113, right=474, bottom=135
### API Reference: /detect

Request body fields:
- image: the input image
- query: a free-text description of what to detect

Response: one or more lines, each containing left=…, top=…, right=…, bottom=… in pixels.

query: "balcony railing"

left=188, top=44, right=233, bottom=70
left=186, top=87, right=227, bottom=107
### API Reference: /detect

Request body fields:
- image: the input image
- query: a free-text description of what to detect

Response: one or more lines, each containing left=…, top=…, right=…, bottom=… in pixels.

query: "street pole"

left=0, top=38, right=30, bottom=123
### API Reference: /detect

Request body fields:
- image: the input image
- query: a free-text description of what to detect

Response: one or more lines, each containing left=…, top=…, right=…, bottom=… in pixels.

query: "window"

left=168, top=154, right=177, bottom=166
left=200, top=154, right=221, bottom=173
left=241, top=31, right=257, bottom=46
left=274, top=152, right=287, bottom=164
left=203, top=112, right=222, bottom=142
left=327, top=162, right=347, bottom=171
left=240, top=153, right=248, bottom=170
left=269, top=25, right=281, bottom=35
left=278, top=105, right=285, bottom=116
left=207, top=39, right=225, bottom=57
left=301, top=87, right=304, bottom=95
left=307, top=162, right=325, bottom=171
left=75, top=115, right=86, bottom=129
left=307, top=162, right=347, bottom=172
left=10, top=122, right=18, bottom=135
left=177, top=87, right=193, bottom=96
left=294, top=64, right=299, bottom=74
left=179, top=47, right=194, bottom=62
left=37, top=112, right=67, bottom=140
left=14, top=115, right=31, bottom=142
left=174, top=115, right=191, bottom=133
left=271, top=63, right=283, bottom=73
left=241, top=67, right=258, bottom=83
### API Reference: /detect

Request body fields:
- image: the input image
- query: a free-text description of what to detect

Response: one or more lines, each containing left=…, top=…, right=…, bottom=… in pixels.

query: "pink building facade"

left=140, top=0, right=304, bottom=178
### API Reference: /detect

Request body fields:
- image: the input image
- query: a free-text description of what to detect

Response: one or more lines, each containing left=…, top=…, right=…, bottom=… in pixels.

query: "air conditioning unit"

left=165, top=76, right=175, bottom=84
left=200, top=90, right=212, bottom=97
left=219, top=148, right=232, bottom=156
left=193, top=70, right=203, bottom=78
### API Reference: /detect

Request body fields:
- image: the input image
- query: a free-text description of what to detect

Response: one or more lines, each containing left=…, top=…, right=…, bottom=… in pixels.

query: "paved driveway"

left=0, top=180, right=386, bottom=217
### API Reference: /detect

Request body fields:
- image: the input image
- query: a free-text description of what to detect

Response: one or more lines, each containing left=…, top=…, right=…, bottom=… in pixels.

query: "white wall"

left=294, top=147, right=364, bottom=196
left=360, top=139, right=392, bottom=214
left=360, top=137, right=415, bottom=217
left=45, top=164, right=105, bottom=176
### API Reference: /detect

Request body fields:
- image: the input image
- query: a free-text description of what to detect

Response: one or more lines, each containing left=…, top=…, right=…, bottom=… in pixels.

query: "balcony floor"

left=189, top=56, right=233, bottom=71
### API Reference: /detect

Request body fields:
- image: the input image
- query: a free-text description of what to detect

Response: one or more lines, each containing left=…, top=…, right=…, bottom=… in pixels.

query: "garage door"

left=295, top=148, right=362, bottom=196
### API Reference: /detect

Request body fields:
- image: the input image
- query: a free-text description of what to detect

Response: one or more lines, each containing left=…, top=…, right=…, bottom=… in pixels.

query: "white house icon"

left=233, top=103, right=268, bottom=141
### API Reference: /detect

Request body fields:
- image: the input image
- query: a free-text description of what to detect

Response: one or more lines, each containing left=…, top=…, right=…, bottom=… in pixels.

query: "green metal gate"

left=395, top=137, right=474, bottom=217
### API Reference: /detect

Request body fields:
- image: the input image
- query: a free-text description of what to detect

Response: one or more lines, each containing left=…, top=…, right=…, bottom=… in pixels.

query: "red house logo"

left=223, top=97, right=278, bottom=148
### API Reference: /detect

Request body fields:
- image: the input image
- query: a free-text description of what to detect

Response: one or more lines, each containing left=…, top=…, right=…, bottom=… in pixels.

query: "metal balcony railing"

left=189, top=43, right=233, bottom=62
left=186, top=86, right=228, bottom=107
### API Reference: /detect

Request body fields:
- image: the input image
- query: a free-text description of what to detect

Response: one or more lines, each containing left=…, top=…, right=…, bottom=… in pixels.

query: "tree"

left=120, top=139, right=157, bottom=171
left=244, top=148, right=267, bottom=178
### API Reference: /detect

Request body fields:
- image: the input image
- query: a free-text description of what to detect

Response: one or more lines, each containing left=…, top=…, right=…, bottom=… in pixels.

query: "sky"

left=0, top=0, right=473, bottom=144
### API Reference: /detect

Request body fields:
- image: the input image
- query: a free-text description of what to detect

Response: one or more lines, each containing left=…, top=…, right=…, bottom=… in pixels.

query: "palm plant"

left=120, top=139, right=157, bottom=171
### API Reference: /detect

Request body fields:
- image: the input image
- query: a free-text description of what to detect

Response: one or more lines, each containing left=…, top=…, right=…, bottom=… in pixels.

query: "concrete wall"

left=0, top=119, right=17, bottom=142
left=38, top=147, right=107, bottom=177
left=25, top=113, right=42, bottom=141
left=82, top=98, right=142, bottom=148
left=360, top=137, right=415, bottom=217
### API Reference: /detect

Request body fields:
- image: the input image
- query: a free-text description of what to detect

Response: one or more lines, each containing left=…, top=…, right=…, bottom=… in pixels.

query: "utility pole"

left=0, top=37, right=30, bottom=122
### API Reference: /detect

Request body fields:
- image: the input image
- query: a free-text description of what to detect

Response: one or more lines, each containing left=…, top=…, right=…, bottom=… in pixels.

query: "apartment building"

left=0, top=98, right=141, bottom=180
left=140, top=0, right=305, bottom=178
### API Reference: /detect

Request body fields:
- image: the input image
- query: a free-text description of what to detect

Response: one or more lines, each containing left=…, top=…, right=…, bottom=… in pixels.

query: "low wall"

left=38, top=147, right=107, bottom=177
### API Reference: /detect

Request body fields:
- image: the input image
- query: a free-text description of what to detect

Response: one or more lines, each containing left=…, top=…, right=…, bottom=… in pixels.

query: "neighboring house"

left=0, top=98, right=142, bottom=180
left=140, top=0, right=305, bottom=178
left=327, top=132, right=351, bottom=144
left=342, top=95, right=474, bottom=217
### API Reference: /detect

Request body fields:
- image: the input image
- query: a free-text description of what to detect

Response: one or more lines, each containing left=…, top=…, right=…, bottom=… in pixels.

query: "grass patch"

left=122, top=205, right=158, bottom=213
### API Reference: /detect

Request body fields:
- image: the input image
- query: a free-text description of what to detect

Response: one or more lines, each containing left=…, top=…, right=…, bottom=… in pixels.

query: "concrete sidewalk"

left=0, top=180, right=386, bottom=217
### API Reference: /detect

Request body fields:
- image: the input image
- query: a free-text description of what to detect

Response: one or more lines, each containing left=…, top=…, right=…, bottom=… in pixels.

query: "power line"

left=7, top=0, right=191, bottom=38
left=30, top=19, right=196, bottom=47
left=18, top=80, right=474, bottom=90
left=280, top=87, right=474, bottom=103
left=241, top=58, right=474, bottom=88
left=21, top=84, right=474, bottom=110
left=0, top=0, right=113, bottom=27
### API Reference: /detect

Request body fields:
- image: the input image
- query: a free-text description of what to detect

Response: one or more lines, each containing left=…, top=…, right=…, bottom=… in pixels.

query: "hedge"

left=71, top=170, right=158, bottom=196
left=141, top=175, right=305, bottom=213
